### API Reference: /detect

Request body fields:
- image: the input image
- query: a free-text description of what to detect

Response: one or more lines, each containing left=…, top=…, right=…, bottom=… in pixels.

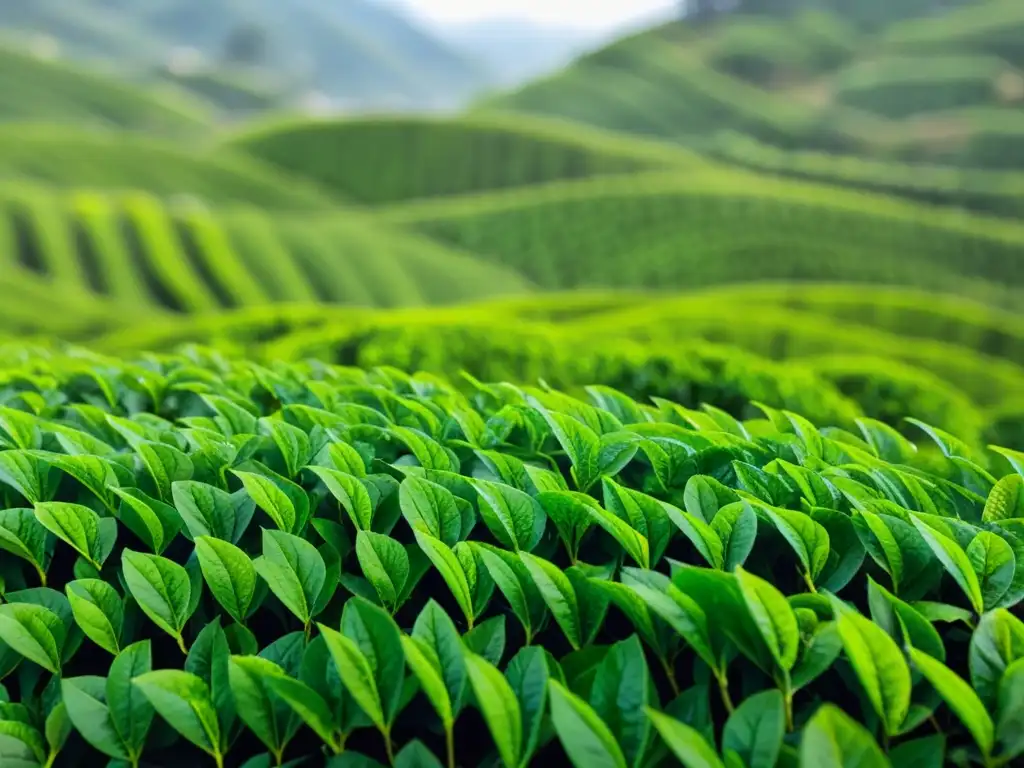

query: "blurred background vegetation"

left=0, top=0, right=1022, bottom=449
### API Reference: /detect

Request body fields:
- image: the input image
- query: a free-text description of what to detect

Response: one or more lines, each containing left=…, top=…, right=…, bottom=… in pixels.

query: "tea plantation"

left=0, top=1, right=1022, bottom=763
left=0, top=344, right=1023, bottom=767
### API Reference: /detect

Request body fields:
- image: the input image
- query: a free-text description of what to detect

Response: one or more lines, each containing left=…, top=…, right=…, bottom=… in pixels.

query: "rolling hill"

left=0, top=126, right=335, bottom=208
left=484, top=0, right=1024, bottom=212
left=0, top=46, right=209, bottom=134
left=225, top=114, right=703, bottom=204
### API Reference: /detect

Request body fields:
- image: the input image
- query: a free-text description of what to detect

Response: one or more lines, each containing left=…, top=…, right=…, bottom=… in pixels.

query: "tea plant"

left=0, top=346, right=1021, bottom=767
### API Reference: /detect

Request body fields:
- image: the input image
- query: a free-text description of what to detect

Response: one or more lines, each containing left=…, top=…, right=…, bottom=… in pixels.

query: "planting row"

left=0, top=348, right=1021, bottom=765
left=0, top=185, right=529, bottom=315
left=384, top=172, right=1024, bottom=309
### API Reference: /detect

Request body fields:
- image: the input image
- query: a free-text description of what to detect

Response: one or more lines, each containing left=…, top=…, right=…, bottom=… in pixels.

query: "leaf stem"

left=715, top=670, right=735, bottom=714
left=212, top=750, right=225, bottom=768
left=659, top=655, right=680, bottom=697
left=446, top=724, right=456, bottom=768
left=272, top=746, right=285, bottom=766
left=382, top=727, right=396, bottom=767
left=800, top=566, right=817, bottom=594
left=174, top=633, right=189, bottom=655
left=34, top=562, right=47, bottom=587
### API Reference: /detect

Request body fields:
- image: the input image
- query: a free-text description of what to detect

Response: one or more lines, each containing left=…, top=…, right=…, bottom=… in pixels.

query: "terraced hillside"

left=378, top=170, right=1024, bottom=308
left=226, top=114, right=703, bottom=204
left=0, top=46, right=209, bottom=134
left=0, top=127, right=334, bottom=209
left=0, top=183, right=532, bottom=333
left=85, top=283, right=1024, bottom=446
left=485, top=0, right=1024, bottom=212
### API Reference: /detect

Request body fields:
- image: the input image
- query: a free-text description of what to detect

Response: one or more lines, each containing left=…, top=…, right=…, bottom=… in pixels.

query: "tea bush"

left=0, top=345, right=1021, bottom=767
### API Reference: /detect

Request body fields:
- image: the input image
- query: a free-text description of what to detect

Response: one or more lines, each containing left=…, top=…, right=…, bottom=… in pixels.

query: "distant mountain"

left=0, top=0, right=490, bottom=111
left=441, top=18, right=600, bottom=86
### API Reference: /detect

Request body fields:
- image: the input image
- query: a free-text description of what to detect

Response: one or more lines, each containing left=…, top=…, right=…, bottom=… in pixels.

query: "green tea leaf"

left=757, top=504, right=830, bottom=585
left=66, top=579, right=122, bottom=655
left=234, top=470, right=299, bottom=534
left=722, top=689, right=784, bottom=768
left=172, top=481, right=254, bottom=544
left=253, top=529, right=325, bottom=628
left=537, top=491, right=595, bottom=564
left=736, top=567, right=799, bottom=673
left=228, top=655, right=298, bottom=759
left=792, top=622, right=842, bottom=691
left=661, top=498, right=724, bottom=569
left=811, top=507, right=866, bottom=594
left=137, top=441, right=194, bottom=502
left=110, top=486, right=181, bottom=555
left=506, top=646, right=559, bottom=764
left=390, top=426, right=453, bottom=472
left=318, top=623, right=384, bottom=729
left=32, top=452, right=120, bottom=511
left=520, top=551, right=582, bottom=650
left=132, top=670, right=222, bottom=757
left=340, top=597, right=405, bottom=727
left=61, top=676, right=130, bottom=761
left=602, top=478, right=672, bottom=565
left=983, top=475, right=1024, bottom=523
left=0, top=508, right=50, bottom=584
left=413, top=530, right=474, bottom=627
left=356, top=531, right=410, bottom=613
left=969, top=609, right=1024, bottom=709
left=909, top=646, right=993, bottom=758
left=967, top=531, right=1016, bottom=610
left=582, top=498, right=649, bottom=569
left=471, top=478, right=546, bottom=553
left=684, top=475, right=740, bottom=523
left=710, top=502, right=757, bottom=570
left=800, top=704, right=890, bottom=768
left=264, top=673, right=340, bottom=752
left=394, top=739, right=444, bottom=768
left=465, top=652, right=522, bottom=768
left=107, top=640, right=155, bottom=761
left=831, top=597, right=911, bottom=737
left=866, top=576, right=945, bottom=662
left=400, top=476, right=462, bottom=547
left=590, top=635, right=652, bottom=766
left=647, top=708, right=723, bottom=768
left=309, top=466, right=374, bottom=531
left=0, top=602, right=63, bottom=673
left=34, top=501, right=115, bottom=569
left=260, top=418, right=312, bottom=479
left=910, top=514, right=984, bottom=614
left=121, top=549, right=194, bottom=649
left=996, top=658, right=1024, bottom=761
left=0, top=450, right=53, bottom=504
left=413, top=601, right=467, bottom=713
left=476, top=543, right=547, bottom=643
left=533, top=407, right=600, bottom=492
left=549, top=679, right=627, bottom=768
left=195, top=536, right=257, bottom=624
left=621, top=568, right=717, bottom=673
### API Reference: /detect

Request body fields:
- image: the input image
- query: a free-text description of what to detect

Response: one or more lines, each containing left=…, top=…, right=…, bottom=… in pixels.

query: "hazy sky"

left=401, top=0, right=678, bottom=32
